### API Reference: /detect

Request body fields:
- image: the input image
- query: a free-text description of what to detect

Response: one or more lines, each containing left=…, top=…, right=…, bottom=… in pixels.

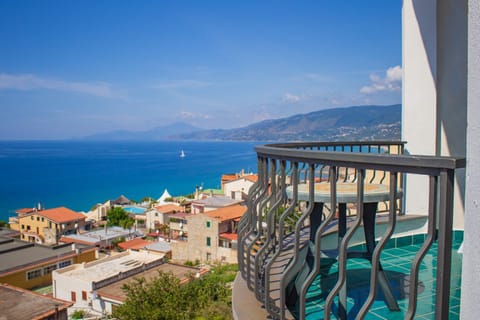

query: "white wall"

left=402, top=0, right=437, bottom=216
left=224, top=179, right=254, bottom=200
left=461, top=0, right=480, bottom=318
left=436, top=0, right=467, bottom=230
left=53, top=267, right=93, bottom=312
left=402, top=0, right=467, bottom=229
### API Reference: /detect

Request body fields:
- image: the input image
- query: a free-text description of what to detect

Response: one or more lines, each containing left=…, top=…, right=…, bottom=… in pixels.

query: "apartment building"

left=0, top=236, right=96, bottom=290
left=53, top=250, right=166, bottom=315
left=171, top=204, right=245, bottom=263
left=15, top=207, right=86, bottom=245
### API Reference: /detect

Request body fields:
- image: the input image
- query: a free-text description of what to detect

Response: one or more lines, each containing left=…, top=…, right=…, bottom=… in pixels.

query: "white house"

left=52, top=250, right=165, bottom=316
left=145, top=203, right=181, bottom=232
left=223, top=175, right=258, bottom=200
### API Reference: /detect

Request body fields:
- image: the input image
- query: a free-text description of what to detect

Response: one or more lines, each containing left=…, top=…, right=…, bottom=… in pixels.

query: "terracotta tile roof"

left=223, top=174, right=258, bottom=184
left=219, top=232, right=238, bottom=241
left=118, top=238, right=150, bottom=250
left=221, top=174, right=238, bottom=183
left=37, top=207, right=86, bottom=223
left=243, top=174, right=258, bottom=182
left=154, top=204, right=181, bottom=213
left=203, top=204, right=246, bottom=222
left=16, top=208, right=36, bottom=215
left=168, top=212, right=188, bottom=219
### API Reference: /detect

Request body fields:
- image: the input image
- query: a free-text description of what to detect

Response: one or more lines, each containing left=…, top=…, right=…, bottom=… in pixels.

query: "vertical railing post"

left=435, top=169, right=455, bottom=319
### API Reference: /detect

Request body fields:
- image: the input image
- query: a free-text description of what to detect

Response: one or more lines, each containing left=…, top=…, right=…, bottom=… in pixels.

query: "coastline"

left=0, top=140, right=260, bottom=221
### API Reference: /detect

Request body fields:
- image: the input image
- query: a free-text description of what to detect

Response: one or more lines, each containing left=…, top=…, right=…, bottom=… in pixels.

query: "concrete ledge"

left=232, top=272, right=270, bottom=320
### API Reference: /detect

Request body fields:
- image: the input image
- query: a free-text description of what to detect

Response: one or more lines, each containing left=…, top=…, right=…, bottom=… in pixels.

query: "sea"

left=0, top=140, right=262, bottom=222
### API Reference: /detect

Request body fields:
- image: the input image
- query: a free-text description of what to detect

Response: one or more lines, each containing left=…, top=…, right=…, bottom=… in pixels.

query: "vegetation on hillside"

left=112, top=264, right=238, bottom=320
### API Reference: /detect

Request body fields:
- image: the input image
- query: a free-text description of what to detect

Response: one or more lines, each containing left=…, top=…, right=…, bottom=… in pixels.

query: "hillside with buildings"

left=175, top=104, right=401, bottom=142
left=1, top=169, right=255, bottom=318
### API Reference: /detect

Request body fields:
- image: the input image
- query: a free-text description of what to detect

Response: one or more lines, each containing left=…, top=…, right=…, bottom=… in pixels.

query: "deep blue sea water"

left=0, top=140, right=261, bottom=222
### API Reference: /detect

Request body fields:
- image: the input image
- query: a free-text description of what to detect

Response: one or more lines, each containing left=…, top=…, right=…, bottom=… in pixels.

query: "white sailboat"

left=180, top=149, right=186, bottom=158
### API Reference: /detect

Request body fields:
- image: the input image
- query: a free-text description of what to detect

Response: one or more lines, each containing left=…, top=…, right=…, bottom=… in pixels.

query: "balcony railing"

left=237, top=141, right=465, bottom=320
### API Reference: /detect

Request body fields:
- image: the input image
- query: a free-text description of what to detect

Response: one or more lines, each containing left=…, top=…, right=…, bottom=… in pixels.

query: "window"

left=31, top=216, right=34, bottom=220
left=71, top=291, right=76, bottom=302
left=206, top=237, right=211, bottom=247
left=82, top=291, right=87, bottom=301
left=21, top=224, right=24, bottom=229
left=27, top=225, right=31, bottom=231
left=49, top=221, right=52, bottom=228
left=41, top=217, right=44, bottom=222
left=26, top=269, right=42, bottom=280
left=219, top=239, right=231, bottom=248
left=58, top=260, right=72, bottom=268
left=36, top=217, right=40, bottom=221
left=43, top=264, right=57, bottom=275
left=206, top=221, right=211, bottom=228
left=155, top=212, right=158, bottom=217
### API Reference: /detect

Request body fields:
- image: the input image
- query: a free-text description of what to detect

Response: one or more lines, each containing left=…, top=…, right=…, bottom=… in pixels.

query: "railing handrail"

left=263, top=141, right=407, bottom=148
left=255, top=145, right=465, bottom=172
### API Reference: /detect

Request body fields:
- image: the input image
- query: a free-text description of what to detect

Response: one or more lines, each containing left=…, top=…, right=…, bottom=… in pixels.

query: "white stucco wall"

left=402, top=0, right=466, bottom=229
left=224, top=179, right=255, bottom=200
left=53, top=266, right=93, bottom=311
left=461, top=0, right=480, bottom=318
left=402, top=0, right=437, bottom=216
left=436, top=0, right=467, bottom=230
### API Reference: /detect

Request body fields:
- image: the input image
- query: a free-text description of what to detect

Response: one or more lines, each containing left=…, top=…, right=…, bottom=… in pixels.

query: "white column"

left=402, top=0, right=437, bottom=215
left=403, top=0, right=467, bottom=230
left=436, top=0, right=467, bottom=230
left=461, top=0, right=480, bottom=318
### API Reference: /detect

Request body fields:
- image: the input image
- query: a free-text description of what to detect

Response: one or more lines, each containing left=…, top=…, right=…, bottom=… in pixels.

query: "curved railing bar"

left=245, top=157, right=270, bottom=290
left=357, top=172, right=399, bottom=317
left=278, top=162, right=299, bottom=320
left=405, top=175, right=438, bottom=319
left=238, top=158, right=263, bottom=278
left=324, top=169, right=366, bottom=319
left=298, top=166, right=338, bottom=319
left=263, top=161, right=288, bottom=315
left=254, top=159, right=278, bottom=300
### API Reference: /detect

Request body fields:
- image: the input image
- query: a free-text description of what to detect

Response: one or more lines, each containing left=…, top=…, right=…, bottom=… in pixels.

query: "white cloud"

left=153, top=79, right=212, bottom=89
left=360, top=65, right=402, bottom=94
left=282, top=93, right=301, bottom=103
left=179, top=111, right=211, bottom=120
left=0, top=72, right=118, bottom=98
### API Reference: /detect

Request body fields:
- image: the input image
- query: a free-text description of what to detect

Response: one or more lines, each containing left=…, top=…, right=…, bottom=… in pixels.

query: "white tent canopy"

left=157, top=189, right=172, bottom=204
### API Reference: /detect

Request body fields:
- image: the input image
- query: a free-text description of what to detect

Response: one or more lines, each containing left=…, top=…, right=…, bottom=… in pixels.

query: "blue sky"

left=0, top=1, right=402, bottom=140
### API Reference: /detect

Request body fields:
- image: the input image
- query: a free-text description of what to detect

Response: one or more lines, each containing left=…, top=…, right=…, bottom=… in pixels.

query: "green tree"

left=113, top=265, right=237, bottom=320
left=107, top=207, right=134, bottom=229
left=71, top=310, right=85, bottom=319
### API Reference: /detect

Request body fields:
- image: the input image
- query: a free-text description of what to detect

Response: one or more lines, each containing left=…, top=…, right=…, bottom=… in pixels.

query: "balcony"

left=234, top=141, right=465, bottom=319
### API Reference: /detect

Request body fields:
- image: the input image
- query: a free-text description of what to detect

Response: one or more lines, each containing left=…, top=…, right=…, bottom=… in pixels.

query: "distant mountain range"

left=82, top=104, right=401, bottom=142
left=82, top=122, right=202, bottom=141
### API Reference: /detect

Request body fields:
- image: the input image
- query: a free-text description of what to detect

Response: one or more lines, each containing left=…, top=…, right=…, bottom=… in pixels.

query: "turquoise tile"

left=396, top=236, right=412, bottom=247
left=413, top=233, right=426, bottom=244
left=453, top=230, right=464, bottom=243
left=300, top=232, right=463, bottom=319
left=383, top=239, right=396, bottom=249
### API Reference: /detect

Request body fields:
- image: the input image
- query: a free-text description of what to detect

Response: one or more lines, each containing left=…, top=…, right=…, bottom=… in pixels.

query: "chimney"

left=195, top=185, right=199, bottom=200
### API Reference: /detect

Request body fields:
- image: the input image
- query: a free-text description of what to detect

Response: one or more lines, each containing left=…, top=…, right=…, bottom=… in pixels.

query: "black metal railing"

left=237, top=141, right=464, bottom=320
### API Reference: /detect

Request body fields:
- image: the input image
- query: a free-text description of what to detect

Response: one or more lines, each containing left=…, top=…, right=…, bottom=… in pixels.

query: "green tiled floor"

left=299, top=231, right=463, bottom=320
